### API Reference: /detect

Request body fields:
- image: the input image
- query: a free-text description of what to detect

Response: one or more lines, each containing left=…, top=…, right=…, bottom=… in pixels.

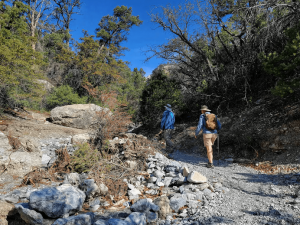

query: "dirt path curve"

left=169, top=150, right=300, bottom=225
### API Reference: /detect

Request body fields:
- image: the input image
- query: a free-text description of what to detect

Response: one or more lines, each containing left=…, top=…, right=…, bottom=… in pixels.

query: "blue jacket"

left=161, top=109, right=175, bottom=130
left=195, top=112, right=221, bottom=135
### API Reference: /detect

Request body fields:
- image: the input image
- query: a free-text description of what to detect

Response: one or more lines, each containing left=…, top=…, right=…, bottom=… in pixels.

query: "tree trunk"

left=31, top=9, right=36, bottom=50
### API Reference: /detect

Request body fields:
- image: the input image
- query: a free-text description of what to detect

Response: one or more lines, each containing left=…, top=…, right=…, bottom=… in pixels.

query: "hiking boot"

left=206, top=163, right=214, bottom=168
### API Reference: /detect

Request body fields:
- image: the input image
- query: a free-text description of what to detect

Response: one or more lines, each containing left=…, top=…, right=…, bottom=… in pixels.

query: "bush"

left=46, top=85, right=87, bottom=109
left=70, top=143, right=101, bottom=173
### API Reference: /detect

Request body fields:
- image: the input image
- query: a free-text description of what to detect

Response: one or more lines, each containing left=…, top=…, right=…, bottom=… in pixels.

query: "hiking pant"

left=203, top=133, right=218, bottom=164
left=164, top=129, right=174, bottom=152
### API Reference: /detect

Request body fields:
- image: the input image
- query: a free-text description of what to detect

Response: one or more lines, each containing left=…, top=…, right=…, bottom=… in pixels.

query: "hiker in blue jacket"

left=160, top=104, right=175, bottom=153
left=195, top=105, right=222, bottom=168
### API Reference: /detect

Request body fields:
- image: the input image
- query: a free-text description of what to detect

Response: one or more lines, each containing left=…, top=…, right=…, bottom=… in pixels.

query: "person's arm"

left=195, top=115, right=204, bottom=137
left=161, top=111, right=167, bottom=130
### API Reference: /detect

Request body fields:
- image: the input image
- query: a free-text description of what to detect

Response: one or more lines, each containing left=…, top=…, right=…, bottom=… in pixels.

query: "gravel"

left=163, top=149, right=300, bottom=225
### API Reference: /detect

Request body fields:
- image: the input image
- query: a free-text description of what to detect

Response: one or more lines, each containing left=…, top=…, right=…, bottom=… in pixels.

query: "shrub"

left=138, top=70, right=185, bottom=126
left=70, top=143, right=101, bottom=173
left=46, top=85, right=87, bottom=109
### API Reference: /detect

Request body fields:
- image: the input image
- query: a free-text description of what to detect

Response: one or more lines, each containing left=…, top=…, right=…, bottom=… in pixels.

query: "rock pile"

left=1, top=152, right=229, bottom=224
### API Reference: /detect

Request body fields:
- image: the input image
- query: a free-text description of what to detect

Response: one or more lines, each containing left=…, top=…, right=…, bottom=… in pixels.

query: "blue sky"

left=70, top=0, right=185, bottom=77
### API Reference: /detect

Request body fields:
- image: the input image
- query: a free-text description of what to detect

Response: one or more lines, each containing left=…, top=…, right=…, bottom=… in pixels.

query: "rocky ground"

left=1, top=100, right=300, bottom=225
left=1, top=148, right=300, bottom=225
left=165, top=149, right=300, bottom=225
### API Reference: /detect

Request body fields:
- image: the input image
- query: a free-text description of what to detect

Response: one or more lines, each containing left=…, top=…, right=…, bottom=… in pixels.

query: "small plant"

left=70, top=143, right=101, bottom=173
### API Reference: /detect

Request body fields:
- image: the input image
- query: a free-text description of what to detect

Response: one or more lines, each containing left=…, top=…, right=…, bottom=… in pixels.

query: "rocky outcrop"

left=50, top=104, right=111, bottom=129
left=0, top=110, right=96, bottom=177
left=0, top=131, right=42, bottom=177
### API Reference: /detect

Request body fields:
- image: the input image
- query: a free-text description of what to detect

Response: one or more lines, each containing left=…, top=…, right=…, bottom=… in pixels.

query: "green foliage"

left=42, top=31, right=69, bottom=60
left=70, top=143, right=101, bottom=173
left=46, top=85, right=87, bottom=109
left=114, top=66, right=146, bottom=119
left=139, top=70, right=185, bottom=125
left=0, top=1, right=46, bottom=108
left=262, top=24, right=300, bottom=97
left=96, top=5, right=142, bottom=52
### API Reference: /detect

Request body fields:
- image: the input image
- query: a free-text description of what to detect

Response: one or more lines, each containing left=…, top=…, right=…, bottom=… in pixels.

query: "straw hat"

left=200, top=105, right=211, bottom=111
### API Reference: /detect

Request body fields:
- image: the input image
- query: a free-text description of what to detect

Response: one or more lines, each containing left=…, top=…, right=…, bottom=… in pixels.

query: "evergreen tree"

left=139, top=70, right=185, bottom=126
left=0, top=1, right=45, bottom=109
left=96, top=5, right=142, bottom=55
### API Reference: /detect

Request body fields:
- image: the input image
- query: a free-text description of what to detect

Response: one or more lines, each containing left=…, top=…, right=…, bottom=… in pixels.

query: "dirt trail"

left=168, top=149, right=300, bottom=224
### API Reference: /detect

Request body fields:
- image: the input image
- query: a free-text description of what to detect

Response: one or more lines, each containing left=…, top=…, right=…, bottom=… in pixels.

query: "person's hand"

left=195, top=134, right=197, bottom=139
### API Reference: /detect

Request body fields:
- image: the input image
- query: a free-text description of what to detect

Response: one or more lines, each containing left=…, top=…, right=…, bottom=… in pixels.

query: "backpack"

left=204, top=113, right=218, bottom=130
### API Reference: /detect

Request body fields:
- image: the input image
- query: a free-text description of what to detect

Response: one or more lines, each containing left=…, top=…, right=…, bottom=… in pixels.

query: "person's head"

left=164, top=104, right=172, bottom=111
left=200, top=105, right=211, bottom=114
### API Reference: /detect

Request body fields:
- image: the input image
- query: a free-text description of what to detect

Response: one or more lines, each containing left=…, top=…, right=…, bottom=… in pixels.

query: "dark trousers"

left=164, top=129, right=174, bottom=152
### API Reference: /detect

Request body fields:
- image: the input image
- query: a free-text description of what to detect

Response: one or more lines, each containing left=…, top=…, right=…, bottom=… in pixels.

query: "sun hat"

left=200, top=105, right=211, bottom=111
left=164, top=104, right=172, bottom=110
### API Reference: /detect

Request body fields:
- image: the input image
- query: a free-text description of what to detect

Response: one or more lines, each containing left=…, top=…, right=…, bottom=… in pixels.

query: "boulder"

left=187, top=171, right=207, bottom=184
left=50, top=104, right=111, bottom=129
left=15, top=203, right=44, bottom=225
left=29, top=184, right=86, bottom=218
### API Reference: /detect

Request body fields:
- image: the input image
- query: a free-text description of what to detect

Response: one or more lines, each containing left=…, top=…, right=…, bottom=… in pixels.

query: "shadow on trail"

left=243, top=206, right=300, bottom=224
left=170, top=149, right=236, bottom=168
left=226, top=171, right=300, bottom=200
left=189, top=215, right=234, bottom=224
left=236, top=172, right=298, bottom=186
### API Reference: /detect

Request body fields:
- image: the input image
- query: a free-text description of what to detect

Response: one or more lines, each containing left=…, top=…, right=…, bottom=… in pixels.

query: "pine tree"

left=0, top=1, right=46, bottom=109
